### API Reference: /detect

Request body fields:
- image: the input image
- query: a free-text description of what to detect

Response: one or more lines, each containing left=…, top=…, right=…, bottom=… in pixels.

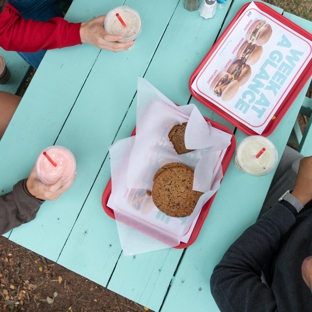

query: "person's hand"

left=301, top=256, right=312, bottom=291
left=292, top=156, right=312, bottom=205
left=80, top=15, right=134, bottom=51
left=26, top=167, right=76, bottom=201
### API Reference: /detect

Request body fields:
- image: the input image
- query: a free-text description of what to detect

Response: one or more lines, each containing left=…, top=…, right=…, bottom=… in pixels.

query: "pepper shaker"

left=184, top=0, right=199, bottom=11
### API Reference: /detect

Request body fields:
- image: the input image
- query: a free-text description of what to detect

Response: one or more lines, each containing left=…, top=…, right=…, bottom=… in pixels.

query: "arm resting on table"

left=0, top=179, right=44, bottom=235
left=0, top=4, right=81, bottom=52
left=210, top=203, right=297, bottom=312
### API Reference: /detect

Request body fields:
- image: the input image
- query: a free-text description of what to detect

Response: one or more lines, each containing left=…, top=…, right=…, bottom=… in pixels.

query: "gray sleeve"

left=210, top=203, right=297, bottom=312
left=0, top=179, right=44, bottom=235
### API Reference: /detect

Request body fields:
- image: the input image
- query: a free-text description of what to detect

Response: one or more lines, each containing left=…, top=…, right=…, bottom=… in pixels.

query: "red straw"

left=256, top=147, right=266, bottom=158
left=116, top=13, right=127, bottom=27
left=43, top=151, right=57, bottom=167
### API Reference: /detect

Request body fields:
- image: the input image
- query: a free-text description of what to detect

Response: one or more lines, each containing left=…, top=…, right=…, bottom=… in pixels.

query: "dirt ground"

left=0, top=238, right=148, bottom=312
left=1, top=1, right=311, bottom=311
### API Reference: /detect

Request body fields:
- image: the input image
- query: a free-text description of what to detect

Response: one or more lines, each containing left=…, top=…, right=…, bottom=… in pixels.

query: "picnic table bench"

left=1, top=0, right=311, bottom=311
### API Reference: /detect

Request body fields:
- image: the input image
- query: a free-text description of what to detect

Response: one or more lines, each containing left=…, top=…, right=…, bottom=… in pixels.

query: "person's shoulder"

left=0, top=3, right=21, bottom=26
left=3, top=3, right=21, bottom=15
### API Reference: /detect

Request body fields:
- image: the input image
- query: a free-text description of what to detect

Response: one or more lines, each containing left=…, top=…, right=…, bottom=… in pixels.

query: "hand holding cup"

left=26, top=167, right=76, bottom=201
left=80, top=15, right=134, bottom=52
left=26, top=146, right=77, bottom=200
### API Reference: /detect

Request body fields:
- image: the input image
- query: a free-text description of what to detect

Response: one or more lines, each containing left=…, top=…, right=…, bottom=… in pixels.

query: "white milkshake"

left=104, top=6, right=142, bottom=42
left=235, top=136, right=278, bottom=176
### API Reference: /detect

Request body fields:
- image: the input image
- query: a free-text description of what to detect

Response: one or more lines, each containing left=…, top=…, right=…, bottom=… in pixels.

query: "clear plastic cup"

left=234, top=136, right=278, bottom=176
left=0, top=54, right=10, bottom=84
left=36, top=146, right=76, bottom=185
left=104, top=6, right=142, bottom=42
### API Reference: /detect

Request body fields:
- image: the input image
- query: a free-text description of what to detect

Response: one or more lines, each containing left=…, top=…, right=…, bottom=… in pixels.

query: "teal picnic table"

left=1, top=0, right=311, bottom=311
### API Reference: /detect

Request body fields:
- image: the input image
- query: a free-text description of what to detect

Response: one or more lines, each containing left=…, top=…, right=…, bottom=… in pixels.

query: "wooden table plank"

left=283, top=11, right=312, bottom=29
left=108, top=249, right=183, bottom=311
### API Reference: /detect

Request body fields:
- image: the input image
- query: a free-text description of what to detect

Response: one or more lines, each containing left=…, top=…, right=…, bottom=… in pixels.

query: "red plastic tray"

left=189, top=2, right=312, bottom=136
left=102, top=117, right=236, bottom=249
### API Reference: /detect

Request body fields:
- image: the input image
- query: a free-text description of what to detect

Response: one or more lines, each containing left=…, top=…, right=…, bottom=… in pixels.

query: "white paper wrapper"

left=108, top=78, right=232, bottom=254
left=127, top=78, right=231, bottom=191
left=114, top=217, right=172, bottom=256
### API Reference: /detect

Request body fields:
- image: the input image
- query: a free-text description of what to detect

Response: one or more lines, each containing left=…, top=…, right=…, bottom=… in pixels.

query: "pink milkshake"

left=36, top=146, right=76, bottom=185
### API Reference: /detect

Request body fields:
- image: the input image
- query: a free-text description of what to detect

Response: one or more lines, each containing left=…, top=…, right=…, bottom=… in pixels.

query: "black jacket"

left=211, top=201, right=312, bottom=312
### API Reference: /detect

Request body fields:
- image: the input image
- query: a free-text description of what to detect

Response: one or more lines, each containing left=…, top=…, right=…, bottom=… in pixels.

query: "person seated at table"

left=210, top=146, right=312, bottom=311
left=0, top=0, right=134, bottom=68
left=0, top=91, right=20, bottom=139
left=0, top=164, right=75, bottom=235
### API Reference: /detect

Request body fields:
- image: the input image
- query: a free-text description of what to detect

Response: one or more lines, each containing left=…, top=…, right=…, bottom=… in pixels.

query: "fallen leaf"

left=144, top=307, right=149, bottom=311
left=58, top=276, right=62, bottom=284
left=53, top=292, right=58, bottom=298
left=39, top=267, right=43, bottom=272
left=46, top=297, right=54, bottom=304
left=9, top=285, right=15, bottom=290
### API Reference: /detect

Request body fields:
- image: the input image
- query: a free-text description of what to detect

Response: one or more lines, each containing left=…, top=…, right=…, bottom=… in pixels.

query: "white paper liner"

left=127, top=78, right=231, bottom=191
left=114, top=215, right=171, bottom=255
left=108, top=78, right=232, bottom=254
left=108, top=194, right=199, bottom=254
left=109, top=136, right=181, bottom=248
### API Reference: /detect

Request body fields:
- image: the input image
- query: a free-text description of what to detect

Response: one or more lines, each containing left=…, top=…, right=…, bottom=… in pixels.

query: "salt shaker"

left=184, top=0, right=199, bottom=11
left=199, top=0, right=217, bottom=19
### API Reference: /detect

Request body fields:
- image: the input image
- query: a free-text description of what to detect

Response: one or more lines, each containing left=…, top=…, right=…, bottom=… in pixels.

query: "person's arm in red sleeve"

left=0, top=4, right=134, bottom=53
left=0, top=4, right=81, bottom=52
